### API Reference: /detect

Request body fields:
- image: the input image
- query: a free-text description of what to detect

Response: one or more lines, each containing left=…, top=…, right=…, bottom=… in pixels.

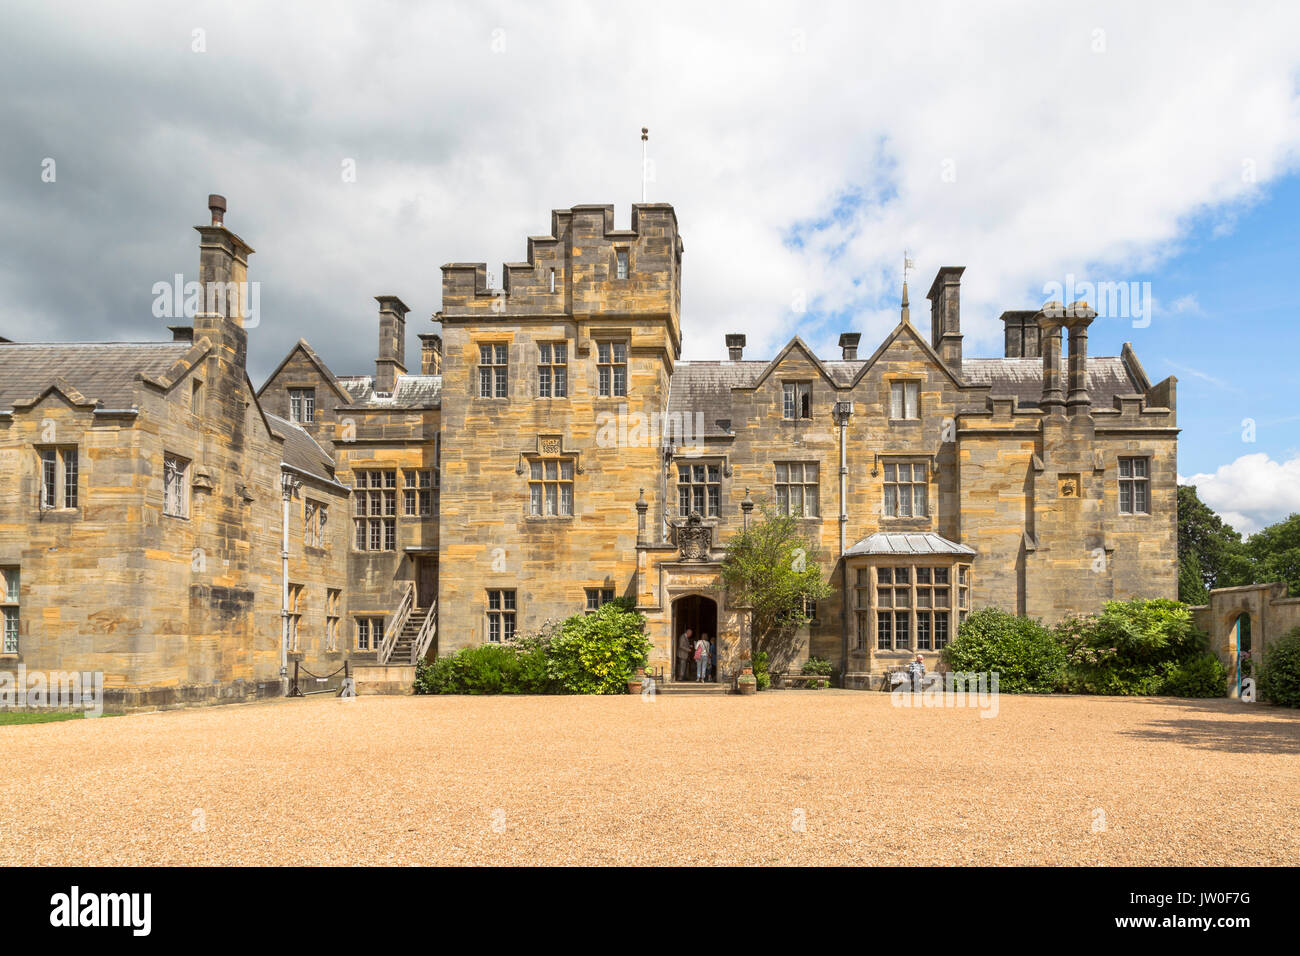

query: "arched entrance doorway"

left=671, top=594, right=718, bottom=682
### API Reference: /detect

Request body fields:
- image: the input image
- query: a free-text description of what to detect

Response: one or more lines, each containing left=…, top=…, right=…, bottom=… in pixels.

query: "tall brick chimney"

left=418, top=333, right=443, bottom=375
left=374, top=295, right=409, bottom=393
left=838, top=332, right=861, bottom=360
left=926, top=266, right=965, bottom=370
left=725, top=333, right=746, bottom=362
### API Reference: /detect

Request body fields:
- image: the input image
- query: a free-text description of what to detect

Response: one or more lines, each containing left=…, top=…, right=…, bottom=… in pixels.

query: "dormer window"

left=890, top=381, right=920, bottom=420
left=783, top=382, right=812, bottom=420
left=289, top=387, right=315, bottom=424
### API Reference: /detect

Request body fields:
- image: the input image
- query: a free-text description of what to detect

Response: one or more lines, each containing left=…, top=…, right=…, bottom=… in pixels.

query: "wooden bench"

left=772, top=672, right=832, bottom=689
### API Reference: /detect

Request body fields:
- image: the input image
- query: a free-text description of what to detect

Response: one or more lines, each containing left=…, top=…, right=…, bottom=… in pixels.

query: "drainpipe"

left=833, top=402, right=853, bottom=686
left=279, top=472, right=299, bottom=694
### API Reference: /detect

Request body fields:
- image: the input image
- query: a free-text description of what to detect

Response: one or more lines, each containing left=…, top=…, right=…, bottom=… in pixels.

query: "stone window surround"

left=676, top=458, right=725, bottom=519
left=288, top=386, right=316, bottom=424
left=871, top=453, right=938, bottom=524
left=782, top=380, right=813, bottom=421
left=486, top=589, right=517, bottom=643
left=162, top=451, right=190, bottom=519
left=1, top=565, right=19, bottom=657
left=595, top=340, right=629, bottom=398
left=612, top=245, right=632, bottom=280
left=850, top=557, right=971, bottom=655
left=476, top=341, right=510, bottom=399
left=888, top=378, right=922, bottom=422
left=774, top=460, right=821, bottom=519
left=354, top=615, right=385, bottom=652
left=1117, top=454, right=1152, bottom=516
left=36, top=444, right=79, bottom=513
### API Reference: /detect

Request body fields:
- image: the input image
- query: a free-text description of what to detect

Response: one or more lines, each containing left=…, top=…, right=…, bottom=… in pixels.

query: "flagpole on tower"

left=641, top=127, right=649, bottom=203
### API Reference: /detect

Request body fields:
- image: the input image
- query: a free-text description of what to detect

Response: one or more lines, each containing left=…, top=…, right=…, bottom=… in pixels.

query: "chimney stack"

left=1000, top=311, right=1041, bottom=358
left=375, top=295, right=410, bottom=393
left=1064, top=301, right=1096, bottom=417
left=195, top=194, right=254, bottom=328
left=1036, top=303, right=1066, bottom=417
left=838, top=332, right=861, bottom=360
left=725, top=333, right=746, bottom=362
left=926, top=266, right=965, bottom=370
left=418, top=333, right=443, bottom=375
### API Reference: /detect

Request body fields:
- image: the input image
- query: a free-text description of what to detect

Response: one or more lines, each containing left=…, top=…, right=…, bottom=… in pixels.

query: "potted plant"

left=628, top=670, right=644, bottom=695
left=736, top=672, right=757, bottom=695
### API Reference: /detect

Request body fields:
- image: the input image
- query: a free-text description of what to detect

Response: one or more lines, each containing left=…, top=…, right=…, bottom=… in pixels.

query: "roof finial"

left=901, top=250, right=915, bottom=324
left=641, top=127, right=649, bottom=203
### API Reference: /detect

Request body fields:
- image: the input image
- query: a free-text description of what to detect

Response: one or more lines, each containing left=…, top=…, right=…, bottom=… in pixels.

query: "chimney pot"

left=208, top=194, right=227, bottom=227
left=725, top=333, right=746, bottom=362
left=838, top=332, right=861, bottom=360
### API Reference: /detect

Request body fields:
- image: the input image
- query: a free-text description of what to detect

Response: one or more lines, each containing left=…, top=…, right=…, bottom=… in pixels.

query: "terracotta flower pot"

left=628, top=680, right=643, bottom=695
left=737, top=681, right=757, bottom=696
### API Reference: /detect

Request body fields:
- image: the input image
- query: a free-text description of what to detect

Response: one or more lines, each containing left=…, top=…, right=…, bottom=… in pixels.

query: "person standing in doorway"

left=677, top=628, right=693, bottom=682
left=695, top=633, right=709, bottom=682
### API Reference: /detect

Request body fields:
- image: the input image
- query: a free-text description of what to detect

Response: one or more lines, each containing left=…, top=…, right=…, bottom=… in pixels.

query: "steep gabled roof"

left=848, top=320, right=967, bottom=390
left=256, top=339, right=353, bottom=404
left=747, top=336, right=841, bottom=390
left=0, top=341, right=193, bottom=410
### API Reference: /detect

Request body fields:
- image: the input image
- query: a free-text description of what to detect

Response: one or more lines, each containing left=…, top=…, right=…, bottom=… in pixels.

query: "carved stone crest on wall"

left=676, top=511, right=712, bottom=562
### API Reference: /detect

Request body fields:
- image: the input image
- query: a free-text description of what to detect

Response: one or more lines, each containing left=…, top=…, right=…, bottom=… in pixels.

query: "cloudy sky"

left=1, top=1, right=1298, bottom=532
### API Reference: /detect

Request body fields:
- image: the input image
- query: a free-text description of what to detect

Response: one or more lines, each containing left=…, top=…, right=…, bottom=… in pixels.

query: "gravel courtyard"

left=2, top=691, right=1296, bottom=866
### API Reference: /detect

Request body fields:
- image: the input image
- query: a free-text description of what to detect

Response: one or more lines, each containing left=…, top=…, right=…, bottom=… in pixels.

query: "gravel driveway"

left=1, top=691, right=1296, bottom=865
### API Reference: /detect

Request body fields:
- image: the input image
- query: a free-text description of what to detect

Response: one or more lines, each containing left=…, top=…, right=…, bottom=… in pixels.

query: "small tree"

left=720, top=506, right=832, bottom=673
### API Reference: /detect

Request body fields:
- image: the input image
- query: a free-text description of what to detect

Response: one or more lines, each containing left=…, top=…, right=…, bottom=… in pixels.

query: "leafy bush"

left=751, top=650, right=771, bottom=690
left=1055, top=599, right=1216, bottom=696
left=1257, top=626, right=1300, bottom=707
left=1159, top=653, right=1228, bottom=698
left=413, top=642, right=552, bottom=695
left=544, top=603, right=651, bottom=695
left=802, top=657, right=833, bottom=677
left=939, top=608, right=1065, bottom=693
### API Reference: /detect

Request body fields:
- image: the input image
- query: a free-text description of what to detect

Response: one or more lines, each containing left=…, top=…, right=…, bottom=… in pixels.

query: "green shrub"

left=1159, top=653, right=1228, bottom=698
left=751, top=650, right=771, bottom=690
left=1257, top=626, right=1300, bottom=707
left=414, top=643, right=552, bottom=695
left=1056, top=599, right=1212, bottom=696
left=939, top=608, right=1065, bottom=693
left=544, top=602, right=651, bottom=695
left=802, top=656, right=833, bottom=677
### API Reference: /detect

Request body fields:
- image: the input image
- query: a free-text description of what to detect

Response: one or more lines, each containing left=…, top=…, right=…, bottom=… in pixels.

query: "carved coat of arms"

left=676, top=511, right=712, bottom=561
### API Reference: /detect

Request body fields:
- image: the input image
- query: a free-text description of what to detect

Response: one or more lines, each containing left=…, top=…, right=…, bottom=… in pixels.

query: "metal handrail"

left=411, top=600, right=437, bottom=664
left=378, top=583, right=414, bottom=664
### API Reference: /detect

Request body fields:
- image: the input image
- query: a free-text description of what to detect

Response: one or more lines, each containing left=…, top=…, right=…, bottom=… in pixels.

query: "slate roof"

left=0, top=341, right=192, bottom=410
left=336, top=374, right=442, bottom=409
left=961, top=356, right=1140, bottom=409
left=845, top=532, right=977, bottom=557
left=667, top=354, right=1142, bottom=434
left=265, top=414, right=338, bottom=485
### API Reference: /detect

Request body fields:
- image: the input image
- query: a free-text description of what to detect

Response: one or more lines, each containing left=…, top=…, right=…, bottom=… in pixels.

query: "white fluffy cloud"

left=1181, top=454, right=1300, bottom=533
left=0, top=1, right=1298, bottom=377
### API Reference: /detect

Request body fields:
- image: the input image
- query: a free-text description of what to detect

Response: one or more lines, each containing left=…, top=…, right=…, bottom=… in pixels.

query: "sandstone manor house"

left=0, top=196, right=1179, bottom=706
